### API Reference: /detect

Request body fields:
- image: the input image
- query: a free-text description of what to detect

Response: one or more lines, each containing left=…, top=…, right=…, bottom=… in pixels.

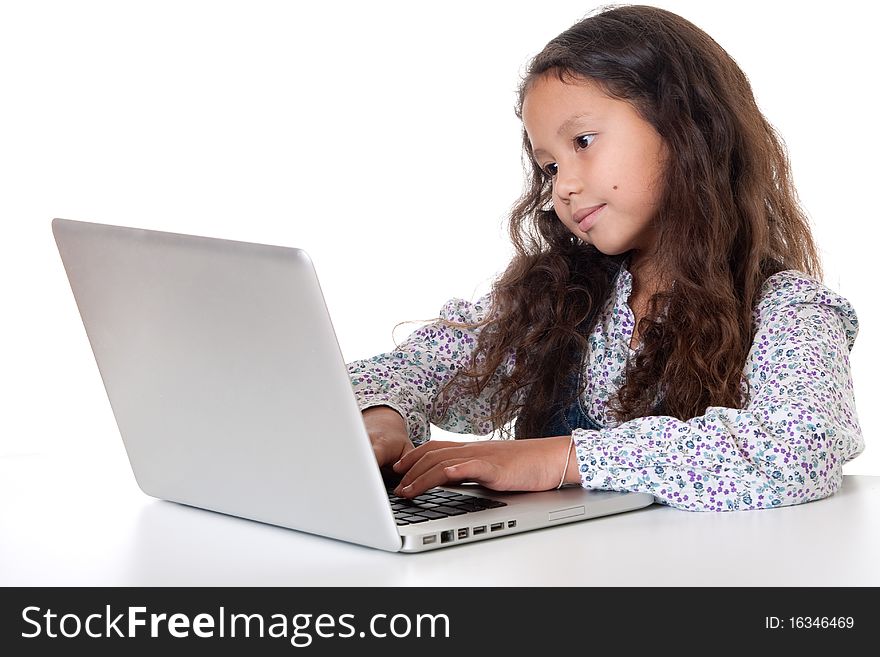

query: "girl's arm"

left=347, top=293, right=514, bottom=446
left=573, top=271, right=864, bottom=511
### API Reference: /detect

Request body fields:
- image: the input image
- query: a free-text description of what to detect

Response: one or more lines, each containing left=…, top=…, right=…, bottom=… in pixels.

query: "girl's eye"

left=575, top=134, right=596, bottom=149
left=540, top=134, right=596, bottom=178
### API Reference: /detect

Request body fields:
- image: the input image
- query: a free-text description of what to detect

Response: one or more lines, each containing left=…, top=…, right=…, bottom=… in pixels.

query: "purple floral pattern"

left=347, top=265, right=864, bottom=511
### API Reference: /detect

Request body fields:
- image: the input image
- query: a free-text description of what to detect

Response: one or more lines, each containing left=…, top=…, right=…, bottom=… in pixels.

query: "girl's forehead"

left=522, top=76, right=614, bottom=125
left=526, top=72, right=607, bottom=99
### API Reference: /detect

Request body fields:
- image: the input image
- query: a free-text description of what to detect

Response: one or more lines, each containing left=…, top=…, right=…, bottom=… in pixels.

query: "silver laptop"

left=52, top=218, right=655, bottom=553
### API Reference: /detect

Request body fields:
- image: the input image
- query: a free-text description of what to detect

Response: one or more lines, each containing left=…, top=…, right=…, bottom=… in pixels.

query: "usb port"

left=490, top=522, right=504, bottom=532
left=422, top=534, right=437, bottom=545
left=473, top=525, right=486, bottom=535
left=458, top=528, right=469, bottom=539
left=440, top=530, right=455, bottom=544
left=508, top=520, right=516, bottom=528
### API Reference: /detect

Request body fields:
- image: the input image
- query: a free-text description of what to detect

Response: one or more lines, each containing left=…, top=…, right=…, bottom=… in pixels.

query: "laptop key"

left=473, top=498, right=507, bottom=508
left=410, top=509, right=447, bottom=520
left=401, top=516, right=429, bottom=524
left=432, top=505, right=467, bottom=516
left=447, top=494, right=480, bottom=502
left=396, top=514, right=429, bottom=523
left=451, top=504, right=482, bottom=513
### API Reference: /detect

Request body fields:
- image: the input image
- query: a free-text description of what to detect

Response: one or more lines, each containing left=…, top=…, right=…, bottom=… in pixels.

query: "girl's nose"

left=554, top=166, right=583, bottom=200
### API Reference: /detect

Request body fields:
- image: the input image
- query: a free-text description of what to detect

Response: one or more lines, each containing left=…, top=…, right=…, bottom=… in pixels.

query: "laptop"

left=52, top=218, right=655, bottom=553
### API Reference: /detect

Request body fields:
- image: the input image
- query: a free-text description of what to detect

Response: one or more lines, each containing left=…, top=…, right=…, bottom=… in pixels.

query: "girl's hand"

left=362, top=406, right=415, bottom=473
left=391, top=436, right=573, bottom=498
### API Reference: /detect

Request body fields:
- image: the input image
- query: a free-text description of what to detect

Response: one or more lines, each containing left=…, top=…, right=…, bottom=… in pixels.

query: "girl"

left=347, top=4, right=864, bottom=511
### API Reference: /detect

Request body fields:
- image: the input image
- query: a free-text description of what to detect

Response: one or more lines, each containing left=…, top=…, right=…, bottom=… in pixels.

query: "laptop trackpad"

left=549, top=505, right=586, bottom=521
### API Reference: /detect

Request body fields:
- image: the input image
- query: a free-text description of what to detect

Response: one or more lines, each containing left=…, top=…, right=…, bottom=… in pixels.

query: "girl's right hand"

left=362, top=406, right=415, bottom=476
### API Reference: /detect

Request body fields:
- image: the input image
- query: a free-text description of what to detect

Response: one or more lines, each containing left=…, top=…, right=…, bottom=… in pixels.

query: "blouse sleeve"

left=572, top=271, right=864, bottom=511
left=346, top=293, right=515, bottom=446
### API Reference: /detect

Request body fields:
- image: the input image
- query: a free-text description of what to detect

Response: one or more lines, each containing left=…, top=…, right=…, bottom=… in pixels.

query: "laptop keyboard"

left=387, top=487, right=507, bottom=525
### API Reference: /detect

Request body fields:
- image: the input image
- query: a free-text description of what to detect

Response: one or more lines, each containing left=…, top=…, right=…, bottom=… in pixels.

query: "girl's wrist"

left=550, top=435, right=581, bottom=488
left=565, top=436, right=581, bottom=485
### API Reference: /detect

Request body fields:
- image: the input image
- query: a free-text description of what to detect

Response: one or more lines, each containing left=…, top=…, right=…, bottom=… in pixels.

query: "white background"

left=1, top=0, right=876, bottom=477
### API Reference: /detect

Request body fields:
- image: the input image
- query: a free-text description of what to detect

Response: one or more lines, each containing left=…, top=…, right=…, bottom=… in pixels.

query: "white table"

left=3, top=451, right=878, bottom=586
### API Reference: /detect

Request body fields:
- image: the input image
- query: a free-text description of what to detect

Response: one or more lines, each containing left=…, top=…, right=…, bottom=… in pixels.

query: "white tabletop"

left=3, top=450, right=878, bottom=586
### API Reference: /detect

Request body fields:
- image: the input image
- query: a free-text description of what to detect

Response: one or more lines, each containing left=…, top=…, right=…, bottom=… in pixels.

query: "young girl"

left=347, top=4, right=864, bottom=512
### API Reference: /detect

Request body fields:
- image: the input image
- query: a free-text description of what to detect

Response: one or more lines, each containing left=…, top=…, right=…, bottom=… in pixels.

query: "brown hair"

left=406, top=4, right=822, bottom=438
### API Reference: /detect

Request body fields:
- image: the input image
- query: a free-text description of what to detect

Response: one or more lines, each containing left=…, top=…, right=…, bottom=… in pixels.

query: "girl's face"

left=522, top=73, right=668, bottom=265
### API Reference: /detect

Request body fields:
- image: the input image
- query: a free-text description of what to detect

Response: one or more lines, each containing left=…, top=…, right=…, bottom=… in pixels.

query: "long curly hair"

left=414, top=4, right=822, bottom=439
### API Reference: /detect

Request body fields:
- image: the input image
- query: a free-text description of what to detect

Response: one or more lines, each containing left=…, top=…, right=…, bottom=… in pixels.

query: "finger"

left=372, top=441, right=392, bottom=467
left=372, top=435, right=414, bottom=468
left=393, top=447, right=455, bottom=492
left=391, top=440, right=460, bottom=472
left=440, top=459, right=501, bottom=489
left=372, top=438, right=402, bottom=468
left=394, top=457, right=478, bottom=498
left=393, top=443, right=478, bottom=488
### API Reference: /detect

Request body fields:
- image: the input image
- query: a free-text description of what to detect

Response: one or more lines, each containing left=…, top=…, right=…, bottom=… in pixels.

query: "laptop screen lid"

left=52, top=218, right=403, bottom=552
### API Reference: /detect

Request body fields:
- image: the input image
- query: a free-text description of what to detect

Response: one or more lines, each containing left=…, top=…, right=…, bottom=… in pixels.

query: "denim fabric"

left=540, top=364, right=603, bottom=436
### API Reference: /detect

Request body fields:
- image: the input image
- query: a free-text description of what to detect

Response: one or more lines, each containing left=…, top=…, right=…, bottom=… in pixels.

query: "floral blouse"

left=346, top=262, right=864, bottom=511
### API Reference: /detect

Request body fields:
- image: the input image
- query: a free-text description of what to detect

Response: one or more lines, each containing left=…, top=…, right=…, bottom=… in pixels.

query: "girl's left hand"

left=391, top=436, right=573, bottom=498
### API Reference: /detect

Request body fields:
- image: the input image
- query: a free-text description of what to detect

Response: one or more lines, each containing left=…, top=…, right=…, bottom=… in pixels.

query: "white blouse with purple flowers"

left=346, top=262, right=864, bottom=511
